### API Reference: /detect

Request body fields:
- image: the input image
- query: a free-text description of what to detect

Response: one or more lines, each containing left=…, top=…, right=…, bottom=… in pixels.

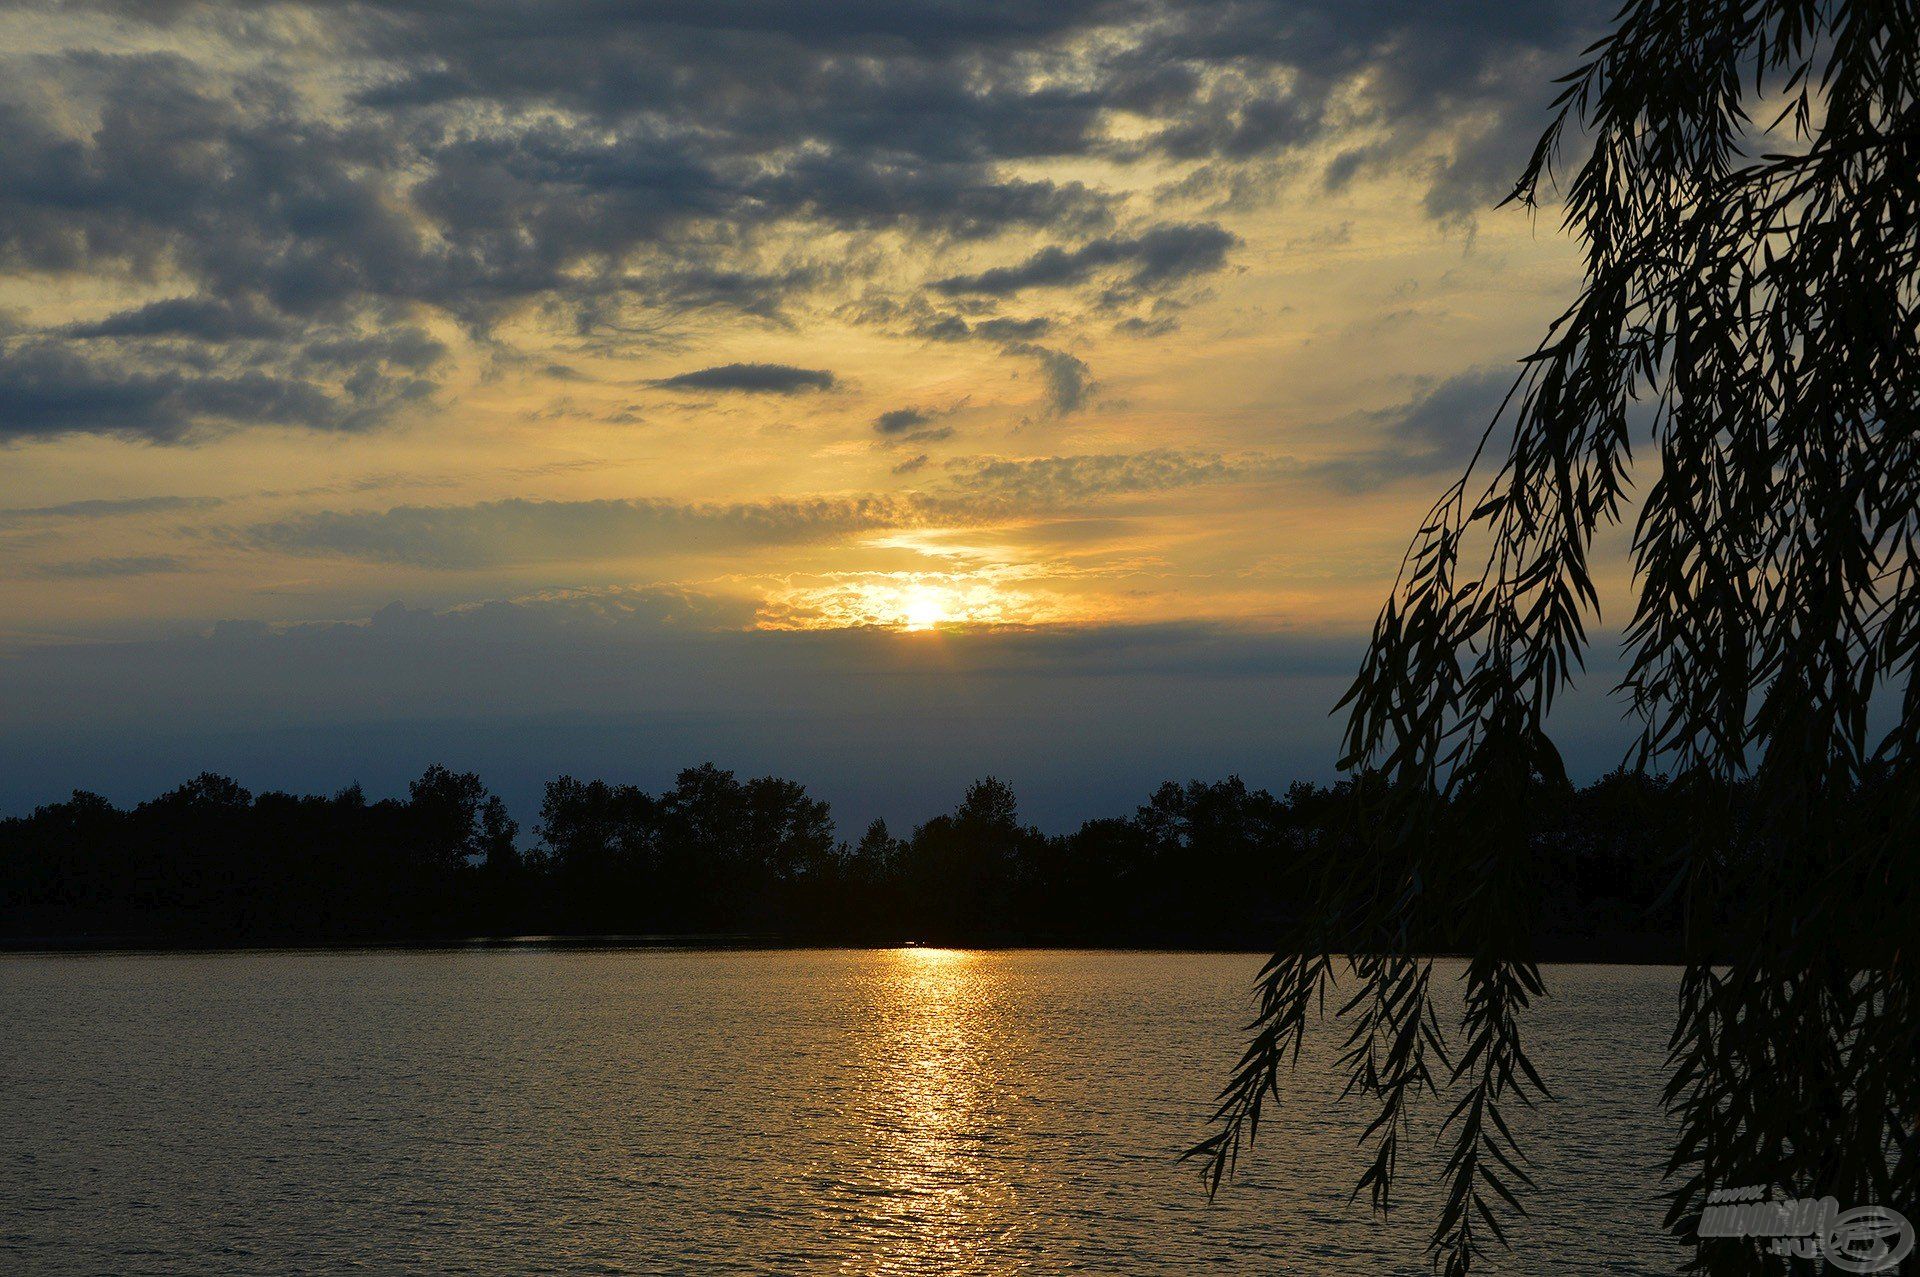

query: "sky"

left=0, top=0, right=1640, bottom=830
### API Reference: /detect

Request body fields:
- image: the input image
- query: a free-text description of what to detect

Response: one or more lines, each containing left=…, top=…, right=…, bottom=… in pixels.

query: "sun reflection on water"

left=843, top=947, right=1024, bottom=1274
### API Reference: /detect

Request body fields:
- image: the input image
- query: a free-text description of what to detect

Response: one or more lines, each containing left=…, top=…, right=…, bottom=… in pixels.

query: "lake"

left=1, top=949, right=1681, bottom=1274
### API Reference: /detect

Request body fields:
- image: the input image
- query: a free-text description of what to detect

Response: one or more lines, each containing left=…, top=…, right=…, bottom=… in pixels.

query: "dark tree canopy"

left=1198, top=1, right=1919, bottom=1273
left=4, top=762, right=1703, bottom=957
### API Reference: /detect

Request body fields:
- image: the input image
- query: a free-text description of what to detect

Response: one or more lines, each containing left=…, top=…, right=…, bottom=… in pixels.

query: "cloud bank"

left=0, top=0, right=1602, bottom=440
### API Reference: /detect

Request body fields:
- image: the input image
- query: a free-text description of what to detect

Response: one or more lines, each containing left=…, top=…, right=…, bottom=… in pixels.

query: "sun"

left=901, top=586, right=948, bottom=632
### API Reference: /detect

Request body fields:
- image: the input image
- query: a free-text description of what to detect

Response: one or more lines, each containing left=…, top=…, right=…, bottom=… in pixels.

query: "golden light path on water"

left=0, top=949, right=1684, bottom=1273
left=852, top=947, right=1019, bottom=1274
left=815, top=950, right=1685, bottom=1276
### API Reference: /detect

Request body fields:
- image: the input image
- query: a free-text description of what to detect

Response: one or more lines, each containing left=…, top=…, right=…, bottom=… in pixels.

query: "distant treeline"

left=0, top=764, right=1694, bottom=953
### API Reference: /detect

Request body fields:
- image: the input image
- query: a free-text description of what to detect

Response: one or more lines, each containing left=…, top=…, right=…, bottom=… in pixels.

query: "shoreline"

left=1, top=931, right=1687, bottom=964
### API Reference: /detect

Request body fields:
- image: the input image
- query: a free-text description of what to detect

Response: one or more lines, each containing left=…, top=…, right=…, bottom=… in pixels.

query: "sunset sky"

left=0, top=0, right=1636, bottom=826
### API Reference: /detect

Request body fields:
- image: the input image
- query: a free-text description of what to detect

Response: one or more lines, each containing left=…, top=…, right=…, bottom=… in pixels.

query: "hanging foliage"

left=1195, top=2, right=1919, bottom=1271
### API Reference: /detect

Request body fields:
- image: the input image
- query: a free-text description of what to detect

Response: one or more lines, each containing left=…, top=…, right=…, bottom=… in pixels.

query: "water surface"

left=2, top=949, right=1680, bottom=1273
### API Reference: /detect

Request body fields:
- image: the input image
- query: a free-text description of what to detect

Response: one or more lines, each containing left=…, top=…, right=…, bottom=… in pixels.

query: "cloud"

left=0, top=340, right=428, bottom=444
left=931, top=223, right=1237, bottom=298
left=1307, top=365, right=1518, bottom=491
left=906, top=312, right=1054, bottom=343
left=1387, top=365, right=1516, bottom=455
left=866, top=300, right=1096, bottom=421
left=233, top=495, right=918, bottom=568
left=936, top=448, right=1281, bottom=507
left=874, top=407, right=933, bottom=435
left=872, top=399, right=966, bottom=442
left=649, top=363, right=838, bottom=394
left=0, top=591, right=1403, bottom=829
left=0, top=2, right=1602, bottom=440
left=1004, top=342, right=1097, bottom=417
left=24, top=555, right=188, bottom=579
left=63, top=296, right=293, bottom=342
left=0, top=495, right=222, bottom=525
left=225, top=447, right=1282, bottom=569
left=971, top=316, right=1056, bottom=342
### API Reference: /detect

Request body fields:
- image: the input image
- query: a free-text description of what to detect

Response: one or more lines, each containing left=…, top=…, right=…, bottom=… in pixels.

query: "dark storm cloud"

left=932, top=224, right=1237, bottom=298
left=1, top=1, right=1603, bottom=440
left=649, top=363, right=838, bottom=394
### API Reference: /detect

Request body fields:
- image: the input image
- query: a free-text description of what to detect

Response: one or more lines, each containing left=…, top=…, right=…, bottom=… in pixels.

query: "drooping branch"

left=1203, top=1, right=1920, bottom=1270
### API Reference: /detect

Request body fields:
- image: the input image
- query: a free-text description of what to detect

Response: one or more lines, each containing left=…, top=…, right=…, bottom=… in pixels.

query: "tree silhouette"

left=1196, top=2, right=1918, bottom=1272
left=5, top=763, right=1707, bottom=954
left=410, top=765, right=517, bottom=870
left=898, top=776, right=1040, bottom=940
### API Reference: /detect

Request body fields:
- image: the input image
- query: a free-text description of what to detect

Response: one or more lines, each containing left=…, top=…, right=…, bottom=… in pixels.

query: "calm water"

left=1, top=950, right=1682, bottom=1274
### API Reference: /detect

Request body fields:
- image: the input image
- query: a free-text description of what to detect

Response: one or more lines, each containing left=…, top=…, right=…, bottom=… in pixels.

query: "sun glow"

left=901, top=586, right=949, bottom=632
left=753, top=561, right=1103, bottom=632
